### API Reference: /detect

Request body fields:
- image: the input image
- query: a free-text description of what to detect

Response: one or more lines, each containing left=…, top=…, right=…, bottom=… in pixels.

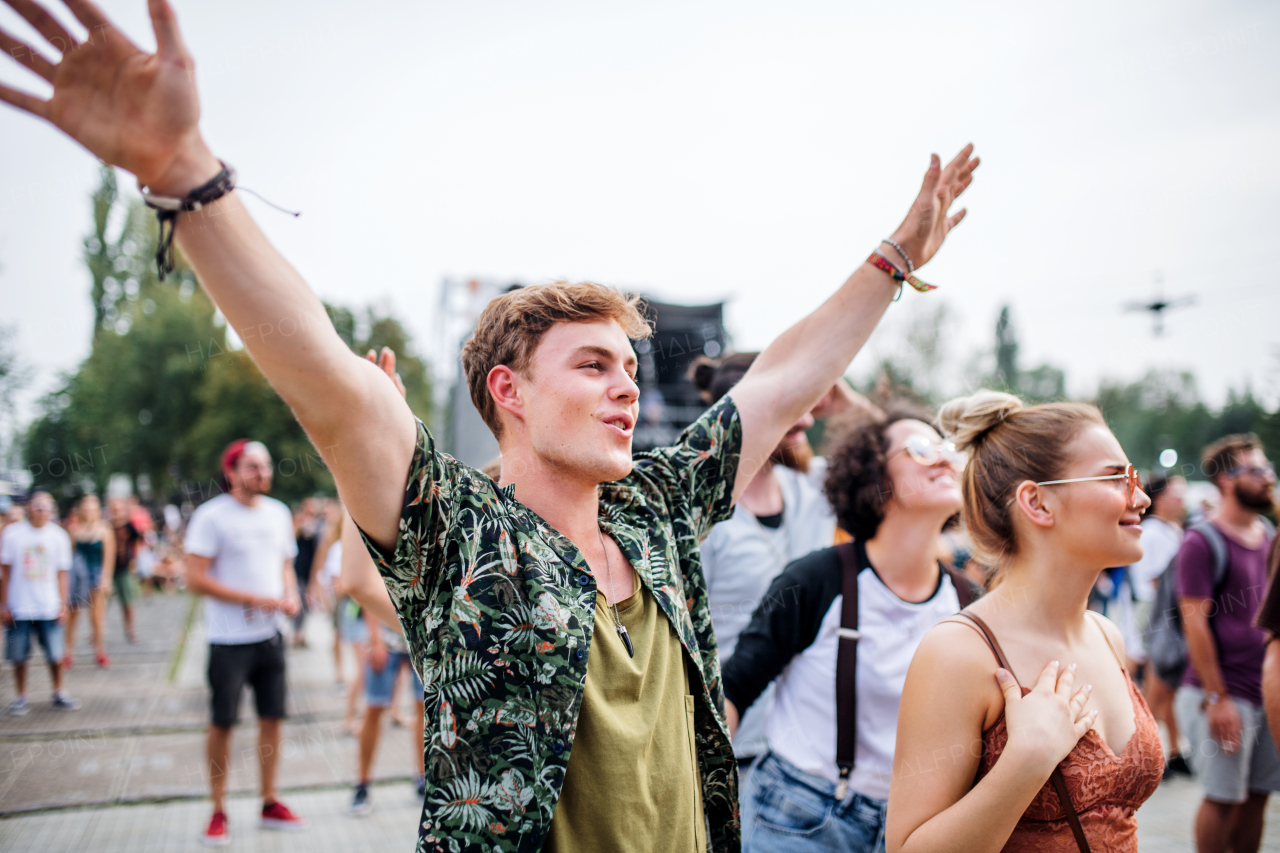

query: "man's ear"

left=1013, top=480, right=1055, bottom=530
left=488, top=365, right=524, bottom=425
left=1211, top=473, right=1231, bottom=501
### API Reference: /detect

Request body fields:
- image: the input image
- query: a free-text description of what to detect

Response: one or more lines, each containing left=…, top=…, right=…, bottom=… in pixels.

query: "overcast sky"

left=2, top=0, right=1278, bottom=427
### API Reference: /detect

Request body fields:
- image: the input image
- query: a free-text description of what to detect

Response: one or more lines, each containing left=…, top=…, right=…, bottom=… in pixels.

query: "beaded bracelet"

left=867, top=252, right=937, bottom=295
left=880, top=238, right=915, bottom=274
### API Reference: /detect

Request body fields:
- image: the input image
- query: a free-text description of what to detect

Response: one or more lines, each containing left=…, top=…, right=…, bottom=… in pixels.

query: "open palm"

left=888, top=144, right=980, bottom=270
left=0, top=0, right=206, bottom=189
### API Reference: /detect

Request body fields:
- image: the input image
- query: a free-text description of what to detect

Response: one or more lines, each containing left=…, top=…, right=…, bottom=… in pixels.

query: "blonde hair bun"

left=938, top=390, right=1024, bottom=452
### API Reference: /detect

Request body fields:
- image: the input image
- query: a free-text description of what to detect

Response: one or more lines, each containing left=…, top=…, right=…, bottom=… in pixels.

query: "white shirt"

left=702, top=459, right=836, bottom=757
left=184, top=494, right=297, bottom=644
left=319, top=540, right=342, bottom=592
left=0, top=521, right=73, bottom=620
left=1129, top=516, right=1184, bottom=603
left=765, top=567, right=962, bottom=802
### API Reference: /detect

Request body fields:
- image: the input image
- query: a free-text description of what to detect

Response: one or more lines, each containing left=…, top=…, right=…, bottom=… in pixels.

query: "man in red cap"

left=184, top=439, right=306, bottom=845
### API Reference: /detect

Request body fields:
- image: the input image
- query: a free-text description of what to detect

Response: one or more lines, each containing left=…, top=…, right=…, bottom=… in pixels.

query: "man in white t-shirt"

left=184, top=440, right=305, bottom=846
left=1131, top=471, right=1190, bottom=776
left=0, top=492, right=79, bottom=715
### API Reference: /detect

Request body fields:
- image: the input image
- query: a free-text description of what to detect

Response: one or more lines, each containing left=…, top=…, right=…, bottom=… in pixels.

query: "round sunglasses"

left=1035, top=463, right=1144, bottom=508
left=889, top=434, right=965, bottom=469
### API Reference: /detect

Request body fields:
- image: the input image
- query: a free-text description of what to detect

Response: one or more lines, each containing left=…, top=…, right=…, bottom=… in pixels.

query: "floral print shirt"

left=360, top=396, right=744, bottom=853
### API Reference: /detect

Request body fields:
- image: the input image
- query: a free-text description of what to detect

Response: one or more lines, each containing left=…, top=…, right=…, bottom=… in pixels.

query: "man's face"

left=514, top=319, right=639, bottom=485
left=1157, top=476, right=1187, bottom=522
left=770, top=410, right=815, bottom=472
left=1227, top=448, right=1276, bottom=514
left=108, top=498, right=127, bottom=524
left=231, top=448, right=274, bottom=496
left=27, top=495, right=54, bottom=528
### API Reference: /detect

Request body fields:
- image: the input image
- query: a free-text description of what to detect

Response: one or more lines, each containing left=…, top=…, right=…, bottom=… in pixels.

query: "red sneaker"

left=261, top=800, right=307, bottom=831
left=96, top=652, right=110, bottom=669
left=201, top=811, right=230, bottom=847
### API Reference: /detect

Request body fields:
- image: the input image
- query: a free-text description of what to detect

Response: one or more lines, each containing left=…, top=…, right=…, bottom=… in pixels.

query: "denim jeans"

left=741, top=752, right=887, bottom=853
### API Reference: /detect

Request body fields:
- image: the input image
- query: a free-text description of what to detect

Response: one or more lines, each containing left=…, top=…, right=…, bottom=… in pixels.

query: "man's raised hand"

left=0, top=0, right=220, bottom=194
left=885, top=143, right=980, bottom=271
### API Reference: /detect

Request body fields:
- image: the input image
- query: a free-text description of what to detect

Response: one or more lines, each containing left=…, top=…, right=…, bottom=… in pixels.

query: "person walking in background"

left=0, top=492, right=80, bottom=714
left=338, top=509, right=427, bottom=816
left=887, top=391, right=1161, bottom=852
left=106, top=497, right=140, bottom=644
left=695, top=352, right=873, bottom=783
left=307, top=500, right=348, bottom=687
left=291, top=496, right=324, bottom=648
left=724, top=405, right=973, bottom=852
left=1131, top=471, right=1191, bottom=777
left=183, top=440, right=306, bottom=846
left=1175, top=435, right=1278, bottom=853
left=65, top=495, right=116, bottom=670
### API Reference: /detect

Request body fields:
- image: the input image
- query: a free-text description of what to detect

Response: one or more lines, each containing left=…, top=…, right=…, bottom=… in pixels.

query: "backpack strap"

left=1189, top=521, right=1232, bottom=599
left=834, top=541, right=860, bottom=800
left=956, top=611, right=1092, bottom=853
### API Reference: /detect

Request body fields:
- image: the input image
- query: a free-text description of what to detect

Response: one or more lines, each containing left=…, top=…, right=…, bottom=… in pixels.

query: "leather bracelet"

left=139, top=161, right=237, bottom=281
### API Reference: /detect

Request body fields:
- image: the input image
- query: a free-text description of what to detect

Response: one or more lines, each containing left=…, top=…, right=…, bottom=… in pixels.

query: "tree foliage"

left=856, top=301, right=1278, bottom=478
left=23, top=169, right=431, bottom=508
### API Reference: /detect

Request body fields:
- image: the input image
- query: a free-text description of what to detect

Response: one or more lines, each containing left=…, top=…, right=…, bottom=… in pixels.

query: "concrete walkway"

left=3, top=592, right=1280, bottom=850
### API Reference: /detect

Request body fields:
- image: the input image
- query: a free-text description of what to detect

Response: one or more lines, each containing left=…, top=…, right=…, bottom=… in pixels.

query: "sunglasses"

left=1035, top=463, right=1144, bottom=508
left=1227, top=462, right=1275, bottom=479
left=889, top=435, right=965, bottom=469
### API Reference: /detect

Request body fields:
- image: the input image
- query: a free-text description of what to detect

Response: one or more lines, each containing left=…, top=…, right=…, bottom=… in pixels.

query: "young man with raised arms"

left=0, top=2, right=977, bottom=849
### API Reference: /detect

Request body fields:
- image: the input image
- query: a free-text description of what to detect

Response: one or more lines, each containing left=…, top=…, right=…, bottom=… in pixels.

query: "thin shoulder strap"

left=958, top=611, right=1017, bottom=682
left=1086, top=611, right=1124, bottom=670
left=953, top=611, right=1093, bottom=853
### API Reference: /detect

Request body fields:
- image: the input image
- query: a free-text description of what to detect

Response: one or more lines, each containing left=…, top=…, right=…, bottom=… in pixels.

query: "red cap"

left=220, top=439, right=250, bottom=475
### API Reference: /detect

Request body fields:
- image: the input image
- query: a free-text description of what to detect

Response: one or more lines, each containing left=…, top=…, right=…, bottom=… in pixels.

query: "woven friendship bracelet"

left=867, top=251, right=937, bottom=294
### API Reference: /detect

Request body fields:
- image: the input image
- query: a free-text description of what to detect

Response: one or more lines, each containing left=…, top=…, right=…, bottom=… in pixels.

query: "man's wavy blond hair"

left=461, top=281, right=652, bottom=438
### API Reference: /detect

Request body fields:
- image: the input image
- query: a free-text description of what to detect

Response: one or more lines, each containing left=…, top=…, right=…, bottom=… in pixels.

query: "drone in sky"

left=1122, top=272, right=1196, bottom=336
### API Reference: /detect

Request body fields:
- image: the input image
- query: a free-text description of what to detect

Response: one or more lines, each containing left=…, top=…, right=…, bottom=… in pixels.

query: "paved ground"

left=3, top=591, right=1280, bottom=850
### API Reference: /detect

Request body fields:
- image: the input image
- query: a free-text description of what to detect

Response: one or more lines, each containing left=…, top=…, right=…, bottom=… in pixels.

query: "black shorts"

left=207, top=633, right=287, bottom=728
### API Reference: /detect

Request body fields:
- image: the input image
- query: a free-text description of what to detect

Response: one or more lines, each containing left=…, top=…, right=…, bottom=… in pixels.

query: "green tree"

left=995, top=305, right=1017, bottom=389
left=24, top=251, right=221, bottom=502
left=183, top=349, right=332, bottom=505
left=24, top=169, right=432, bottom=508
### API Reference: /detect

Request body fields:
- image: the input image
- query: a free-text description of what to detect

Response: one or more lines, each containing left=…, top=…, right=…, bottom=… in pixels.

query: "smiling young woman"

left=722, top=405, right=977, bottom=852
left=885, top=390, right=1162, bottom=853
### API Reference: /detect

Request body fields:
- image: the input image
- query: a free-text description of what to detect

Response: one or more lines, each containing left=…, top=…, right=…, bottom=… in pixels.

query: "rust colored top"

left=961, top=613, right=1164, bottom=852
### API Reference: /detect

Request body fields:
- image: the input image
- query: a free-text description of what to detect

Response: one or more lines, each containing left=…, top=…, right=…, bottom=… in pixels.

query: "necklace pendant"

left=616, top=623, right=634, bottom=658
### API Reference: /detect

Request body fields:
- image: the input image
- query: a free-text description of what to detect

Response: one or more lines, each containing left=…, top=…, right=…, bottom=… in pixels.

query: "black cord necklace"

left=596, top=527, right=634, bottom=658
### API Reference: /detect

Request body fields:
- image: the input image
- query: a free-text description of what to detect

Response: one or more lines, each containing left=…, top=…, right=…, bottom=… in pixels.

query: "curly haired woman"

left=723, top=404, right=976, bottom=852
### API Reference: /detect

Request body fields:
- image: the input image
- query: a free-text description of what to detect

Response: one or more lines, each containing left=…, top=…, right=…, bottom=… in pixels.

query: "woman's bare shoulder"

left=916, top=617, right=1000, bottom=668
left=906, top=618, right=1007, bottom=728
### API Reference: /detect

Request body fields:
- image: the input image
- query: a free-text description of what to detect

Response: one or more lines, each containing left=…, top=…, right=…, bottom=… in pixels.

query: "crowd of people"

left=2, top=1, right=1279, bottom=852
left=0, top=489, right=181, bottom=711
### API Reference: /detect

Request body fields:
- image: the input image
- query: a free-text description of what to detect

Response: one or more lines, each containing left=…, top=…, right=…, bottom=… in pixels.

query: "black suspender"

left=833, top=541, right=977, bottom=800
left=834, top=542, right=860, bottom=800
